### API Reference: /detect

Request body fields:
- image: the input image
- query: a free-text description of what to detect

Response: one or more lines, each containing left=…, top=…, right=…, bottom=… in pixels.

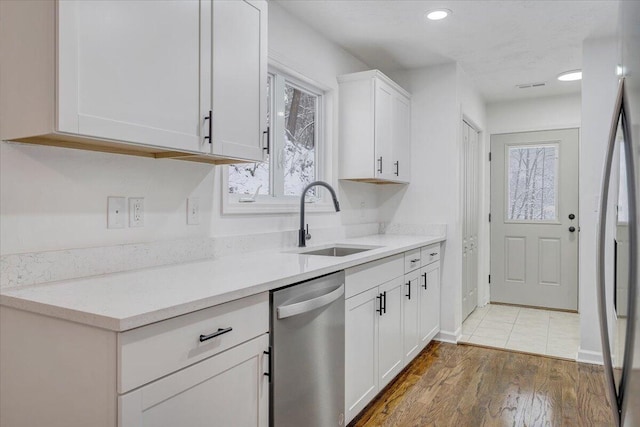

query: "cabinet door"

left=119, top=334, right=269, bottom=427
left=374, top=79, right=395, bottom=180
left=345, top=287, right=379, bottom=425
left=57, top=0, right=208, bottom=153
left=419, top=262, right=441, bottom=349
left=378, top=276, right=404, bottom=389
left=211, top=0, right=267, bottom=162
left=392, top=93, right=411, bottom=183
left=402, top=271, right=420, bottom=365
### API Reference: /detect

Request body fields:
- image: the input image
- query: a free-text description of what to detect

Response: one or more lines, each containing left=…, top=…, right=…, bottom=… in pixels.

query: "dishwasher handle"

left=277, top=284, right=344, bottom=319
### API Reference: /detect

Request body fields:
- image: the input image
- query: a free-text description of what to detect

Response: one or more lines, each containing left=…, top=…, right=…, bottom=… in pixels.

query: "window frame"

left=222, top=63, right=333, bottom=215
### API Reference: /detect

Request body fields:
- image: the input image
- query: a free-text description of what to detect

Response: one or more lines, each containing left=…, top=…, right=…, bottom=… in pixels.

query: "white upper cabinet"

left=58, top=0, right=207, bottom=153
left=338, top=70, right=411, bottom=184
left=0, top=0, right=268, bottom=164
left=210, top=0, right=268, bottom=162
left=392, top=93, right=411, bottom=182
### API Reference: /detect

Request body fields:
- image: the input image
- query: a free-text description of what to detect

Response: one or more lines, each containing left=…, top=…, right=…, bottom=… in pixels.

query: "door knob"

left=569, top=226, right=576, bottom=232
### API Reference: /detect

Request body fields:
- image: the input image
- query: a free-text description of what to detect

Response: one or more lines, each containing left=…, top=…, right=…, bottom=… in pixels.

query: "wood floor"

left=351, top=342, right=613, bottom=427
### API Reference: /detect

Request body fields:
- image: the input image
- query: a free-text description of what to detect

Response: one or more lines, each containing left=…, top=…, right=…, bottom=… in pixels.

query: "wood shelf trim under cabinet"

left=340, top=178, right=409, bottom=185
left=5, top=134, right=255, bottom=165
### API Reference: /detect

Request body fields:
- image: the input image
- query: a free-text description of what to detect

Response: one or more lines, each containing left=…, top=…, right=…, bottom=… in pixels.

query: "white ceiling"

left=275, top=0, right=619, bottom=102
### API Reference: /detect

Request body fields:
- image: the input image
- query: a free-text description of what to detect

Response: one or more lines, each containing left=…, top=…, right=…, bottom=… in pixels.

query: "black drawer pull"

left=430, top=252, right=438, bottom=256
left=199, top=327, right=232, bottom=342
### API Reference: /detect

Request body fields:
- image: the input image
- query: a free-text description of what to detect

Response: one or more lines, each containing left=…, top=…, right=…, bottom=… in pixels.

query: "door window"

left=506, top=144, right=558, bottom=221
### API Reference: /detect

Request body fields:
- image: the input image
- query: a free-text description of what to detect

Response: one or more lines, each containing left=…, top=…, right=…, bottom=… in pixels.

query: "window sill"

left=222, top=198, right=336, bottom=215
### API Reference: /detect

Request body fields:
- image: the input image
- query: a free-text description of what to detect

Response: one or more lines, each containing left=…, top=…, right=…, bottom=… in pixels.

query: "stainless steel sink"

left=297, top=245, right=380, bottom=257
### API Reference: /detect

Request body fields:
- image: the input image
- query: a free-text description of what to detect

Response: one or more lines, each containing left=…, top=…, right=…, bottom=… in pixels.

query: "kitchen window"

left=224, top=69, right=329, bottom=213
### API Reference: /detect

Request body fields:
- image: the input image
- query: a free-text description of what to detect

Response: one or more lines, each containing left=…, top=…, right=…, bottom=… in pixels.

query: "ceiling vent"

left=516, top=82, right=547, bottom=89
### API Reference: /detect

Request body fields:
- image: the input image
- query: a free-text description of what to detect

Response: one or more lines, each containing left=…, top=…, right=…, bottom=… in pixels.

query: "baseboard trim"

left=577, top=348, right=603, bottom=365
left=435, top=327, right=461, bottom=344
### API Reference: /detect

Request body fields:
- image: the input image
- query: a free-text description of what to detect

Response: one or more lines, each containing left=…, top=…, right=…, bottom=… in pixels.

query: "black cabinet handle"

left=263, top=127, right=270, bottom=155
left=377, top=157, right=383, bottom=174
left=383, top=291, right=387, bottom=314
left=203, top=110, right=212, bottom=144
left=569, top=226, right=576, bottom=232
left=422, top=272, right=427, bottom=289
left=394, top=161, right=399, bottom=176
left=263, top=347, right=272, bottom=382
left=199, top=327, right=232, bottom=342
left=376, top=293, right=384, bottom=316
left=430, top=252, right=438, bottom=257
left=405, top=281, right=411, bottom=299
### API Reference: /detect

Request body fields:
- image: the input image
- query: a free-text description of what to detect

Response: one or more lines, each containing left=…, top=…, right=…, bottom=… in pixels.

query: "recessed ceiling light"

left=425, top=9, right=451, bottom=21
left=557, top=70, right=582, bottom=82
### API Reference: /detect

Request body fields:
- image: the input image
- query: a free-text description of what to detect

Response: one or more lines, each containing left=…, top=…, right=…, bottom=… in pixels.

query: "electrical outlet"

left=129, top=197, right=144, bottom=227
left=107, top=197, right=126, bottom=229
left=187, top=197, right=200, bottom=225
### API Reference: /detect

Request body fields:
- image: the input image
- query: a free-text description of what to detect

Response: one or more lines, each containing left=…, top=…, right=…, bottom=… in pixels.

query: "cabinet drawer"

left=404, top=249, right=422, bottom=272
left=118, top=292, right=269, bottom=394
left=421, top=244, right=441, bottom=265
left=345, top=254, right=404, bottom=298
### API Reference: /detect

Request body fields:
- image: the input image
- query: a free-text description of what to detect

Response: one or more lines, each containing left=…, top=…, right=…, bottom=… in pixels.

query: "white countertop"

left=0, top=234, right=444, bottom=332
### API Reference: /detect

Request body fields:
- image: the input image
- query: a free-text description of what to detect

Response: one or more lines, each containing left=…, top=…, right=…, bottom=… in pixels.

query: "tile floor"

left=458, top=303, right=580, bottom=359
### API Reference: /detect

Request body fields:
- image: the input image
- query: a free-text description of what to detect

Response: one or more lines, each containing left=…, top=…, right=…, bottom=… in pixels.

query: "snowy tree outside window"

left=507, top=145, right=557, bottom=221
left=228, top=71, right=321, bottom=201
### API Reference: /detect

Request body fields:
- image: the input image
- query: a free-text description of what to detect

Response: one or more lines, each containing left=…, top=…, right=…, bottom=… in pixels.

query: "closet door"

left=462, top=121, right=479, bottom=319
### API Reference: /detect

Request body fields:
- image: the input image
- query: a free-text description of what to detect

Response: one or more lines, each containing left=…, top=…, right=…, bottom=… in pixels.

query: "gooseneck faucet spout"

left=299, top=181, right=340, bottom=247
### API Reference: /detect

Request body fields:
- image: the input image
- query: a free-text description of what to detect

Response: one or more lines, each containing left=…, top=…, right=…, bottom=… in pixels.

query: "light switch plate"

left=107, top=197, right=126, bottom=229
left=187, top=197, right=200, bottom=225
left=129, top=197, right=144, bottom=227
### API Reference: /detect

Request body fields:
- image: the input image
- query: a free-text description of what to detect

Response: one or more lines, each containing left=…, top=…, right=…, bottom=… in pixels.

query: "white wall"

left=381, top=62, right=487, bottom=341
left=0, top=1, right=377, bottom=256
left=578, top=37, right=619, bottom=364
left=487, top=94, right=582, bottom=135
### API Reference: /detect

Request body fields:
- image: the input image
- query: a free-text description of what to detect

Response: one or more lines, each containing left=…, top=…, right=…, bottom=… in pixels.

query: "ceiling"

left=275, top=0, right=619, bottom=102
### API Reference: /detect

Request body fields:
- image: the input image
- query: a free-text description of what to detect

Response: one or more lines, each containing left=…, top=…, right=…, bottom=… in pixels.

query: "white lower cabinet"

left=345, top=245, right=441, bottom=425
left=419, top=261, right=441, bottom=347
left=402, top=270, right=420, bottom=364
left=119, top=334, right=269, bottom=427
left=0, top=293, right=269, bottom=427
left=377, top=277, right=405, bottom=389
left=345, top=287, right=380, bottom=421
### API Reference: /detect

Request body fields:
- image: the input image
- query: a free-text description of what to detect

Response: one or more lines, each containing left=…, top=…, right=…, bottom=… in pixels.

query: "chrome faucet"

left=299, top=181, right=341, bottom=247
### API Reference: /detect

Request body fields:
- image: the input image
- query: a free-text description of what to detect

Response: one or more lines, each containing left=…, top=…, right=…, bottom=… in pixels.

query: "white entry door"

left=490, top=129, right=579, bottom=310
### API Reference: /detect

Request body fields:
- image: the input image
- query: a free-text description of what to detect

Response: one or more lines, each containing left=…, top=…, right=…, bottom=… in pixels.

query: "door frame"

left=487, top=127, right=581, bottom=311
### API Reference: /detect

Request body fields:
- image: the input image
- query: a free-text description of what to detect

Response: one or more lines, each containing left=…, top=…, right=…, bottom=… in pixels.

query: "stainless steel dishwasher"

left=270, top=271, right=345, bottom=427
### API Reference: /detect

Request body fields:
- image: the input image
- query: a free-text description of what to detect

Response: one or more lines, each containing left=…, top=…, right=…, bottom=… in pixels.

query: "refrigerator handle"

left=597, top=77, right=626, bottom=427
left=619, top=78, right=639, bottom=426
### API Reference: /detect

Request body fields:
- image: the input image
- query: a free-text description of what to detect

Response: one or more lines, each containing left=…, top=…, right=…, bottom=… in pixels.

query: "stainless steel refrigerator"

left=597, top=1, right=640, bottom=426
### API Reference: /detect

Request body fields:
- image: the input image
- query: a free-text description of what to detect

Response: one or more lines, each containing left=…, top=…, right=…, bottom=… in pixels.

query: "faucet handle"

left=305, top=224, right=311, bottom=241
